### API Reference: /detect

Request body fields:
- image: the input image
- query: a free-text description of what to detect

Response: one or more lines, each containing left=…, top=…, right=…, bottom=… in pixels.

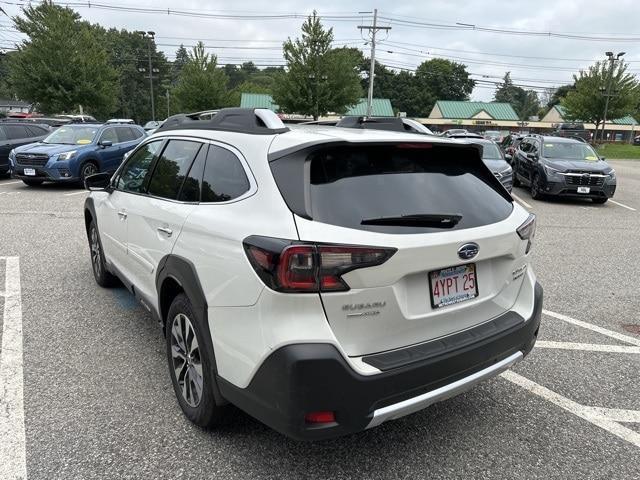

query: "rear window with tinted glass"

left=271, top=144, right=512, bottom=234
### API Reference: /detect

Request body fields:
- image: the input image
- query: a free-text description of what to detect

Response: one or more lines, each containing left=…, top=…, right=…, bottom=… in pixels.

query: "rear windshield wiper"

left=361, top=214, right=462, bottom=228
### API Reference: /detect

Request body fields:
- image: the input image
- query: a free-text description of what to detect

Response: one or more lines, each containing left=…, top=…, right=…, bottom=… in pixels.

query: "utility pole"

left=136, top=30, right=158, bottom=122
left=600, top=51, right=625, bottom=143
left=358, top=10, right=391, bottom=117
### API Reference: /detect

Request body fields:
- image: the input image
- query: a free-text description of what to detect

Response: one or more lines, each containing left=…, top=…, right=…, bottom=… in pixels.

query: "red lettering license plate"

left=429, top=263, right=478, bottom=309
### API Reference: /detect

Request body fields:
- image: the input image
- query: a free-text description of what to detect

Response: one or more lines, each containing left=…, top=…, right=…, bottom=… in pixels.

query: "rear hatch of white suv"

left=262, top=138, right=533, bottom=358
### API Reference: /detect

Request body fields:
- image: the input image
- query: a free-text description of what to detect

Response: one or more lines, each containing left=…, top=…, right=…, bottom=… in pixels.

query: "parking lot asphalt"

left=0, top=160, right=639, bottom=479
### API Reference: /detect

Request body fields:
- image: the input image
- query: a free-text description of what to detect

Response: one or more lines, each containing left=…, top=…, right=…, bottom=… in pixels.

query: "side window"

left=4, top=125, right=28, bottom=139
left=115, top=126, right=135, bottom=143
left=530, top=141, right=539, bottom=154
left=25, top=125, right=47, bottom=137
left=116, top=141, right=163, bottom=193
left=519, top=140, right=531, bottom=153
left=201, top=145, right=250, bottom=203
left=99, top=128, right=118, bottom=144
left=147, top=140, right=202, bottom=200
left=129, top=127, right=145, bottom=139
left=178, top=145, right=207, bottom=202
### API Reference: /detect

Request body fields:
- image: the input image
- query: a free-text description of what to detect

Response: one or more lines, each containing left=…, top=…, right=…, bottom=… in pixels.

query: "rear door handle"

left=117, top=210, right=127, bottom=219
left=157, top=227, right=173, bottom=237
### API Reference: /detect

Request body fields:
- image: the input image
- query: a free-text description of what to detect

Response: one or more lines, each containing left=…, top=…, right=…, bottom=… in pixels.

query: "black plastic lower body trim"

left=218, top=282, right=543, bottom=441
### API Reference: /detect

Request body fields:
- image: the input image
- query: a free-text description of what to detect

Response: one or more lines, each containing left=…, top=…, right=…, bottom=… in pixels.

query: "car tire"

left=530, top=173, right=544, bottom=200
left=592, top=197, right=608, bottom=204
left=80, top=161, right=99, bottom=184
left=166, top=293, right=227, bottom=428
left=88, top=220, right=118, bottom=287
left=22, top=179, right=43, bottom=187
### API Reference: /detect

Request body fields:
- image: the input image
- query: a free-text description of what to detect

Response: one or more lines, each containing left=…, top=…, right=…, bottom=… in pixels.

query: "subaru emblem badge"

left=458, top=243, right=479, bottom=260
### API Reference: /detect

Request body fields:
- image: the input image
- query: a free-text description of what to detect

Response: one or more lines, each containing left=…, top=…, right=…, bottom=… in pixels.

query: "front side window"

left=44, top=126, right=98, bottom=145
left=147, top=140, right=202, bottom=200
left=519, top=140, right=531, bottom=153
left=116, top=140, right=163, bottom=193
left=99, top=128, right=118, bottom=144
left=201, top=145, right=250, bottom=202
left=115, top=126, right=136, bottom=143
left=4, top=125, right=29, bottom=139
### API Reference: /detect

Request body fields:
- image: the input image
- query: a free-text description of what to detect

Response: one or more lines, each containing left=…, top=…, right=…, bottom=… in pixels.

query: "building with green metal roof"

left=428, top=101, right=519, bottom=121
left=541, top=105, right=638, bottom=126
left=239, top=93, right=394, bottom=117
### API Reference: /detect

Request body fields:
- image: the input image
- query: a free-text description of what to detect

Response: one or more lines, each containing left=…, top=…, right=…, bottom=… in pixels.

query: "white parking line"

left=63, top=191, right=88, bottom=197
left=585, top=407, right=640, bottom=424
left=535, top=340, right=640, bottom=354
left=501, top=370, right=640, bottom=448
left=542, top=309, right=640, bottom=347
left=0, top=181, right=22, bottom=186
left=609, top=199, right=636, bottom=211
left=511, top=192, right=532, bottom=209
left=0, top=256, right=27, bottom=480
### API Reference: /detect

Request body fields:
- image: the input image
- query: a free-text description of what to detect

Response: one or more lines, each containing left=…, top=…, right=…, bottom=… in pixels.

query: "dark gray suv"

left=512, top=135, right=616, bottom=203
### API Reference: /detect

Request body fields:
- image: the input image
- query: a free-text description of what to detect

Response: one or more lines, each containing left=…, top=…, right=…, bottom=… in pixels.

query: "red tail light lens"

left=243, top=237, right=396, bottom=293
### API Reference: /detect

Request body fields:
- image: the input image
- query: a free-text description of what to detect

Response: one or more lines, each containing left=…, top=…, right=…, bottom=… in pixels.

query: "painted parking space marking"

left=542, top=309, right=640, bottom=346
left=502, top=308, right=640, bottom=449
left=501, top=370, right=640, bottom=449
left=0, top=191, right=22, bottom=196
left=0, top=256, right=27, bottom=480
left=510, top=192, right=532, bottom=209
left=609, top=199, right=636, bottom=211
left=0, top=181, right=22, bottom=186
left=535, top=340, right=640, bottom=354
left=63, top=191, right=88, bottom=197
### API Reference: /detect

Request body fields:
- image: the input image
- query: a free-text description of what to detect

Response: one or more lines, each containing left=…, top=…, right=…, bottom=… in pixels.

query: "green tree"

left=171, top=45, right=190, bottom=85
left=173, top=41, right=228, bottom=112
left=273, top=12, right=362, bottom=119
left=494, top=72, right=540, bottom=120
left=412, top=58, right=475, bottom=117
left=547, top=84, right=573, bottom=108
left=10, top=1, right=117, bottom=118
left=0, top=51, right=17, bottom=99
left=562, top=60, right=640, bottom=140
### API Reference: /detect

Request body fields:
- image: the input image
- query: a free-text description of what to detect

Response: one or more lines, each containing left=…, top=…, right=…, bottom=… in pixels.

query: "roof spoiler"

left=157, top=108, right=289, bottom=135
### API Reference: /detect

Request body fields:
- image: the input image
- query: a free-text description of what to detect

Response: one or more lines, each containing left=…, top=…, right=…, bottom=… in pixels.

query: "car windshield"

left=43, top=126, right=98, bottom=145
left=485, top=131, right=500, bottom=136
left=543, top=142, right=600, bottom=161
left=481, top=143, right=502, bottom=159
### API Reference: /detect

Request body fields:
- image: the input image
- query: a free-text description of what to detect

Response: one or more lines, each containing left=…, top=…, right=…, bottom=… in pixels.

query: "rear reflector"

left=304, top=411, right=336, bottom=424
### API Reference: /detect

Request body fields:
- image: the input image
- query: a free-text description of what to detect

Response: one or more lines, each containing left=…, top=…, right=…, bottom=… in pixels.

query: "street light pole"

left=600, top=51, right=625, bottom=143
left=136, top=30, right=156, bottom=122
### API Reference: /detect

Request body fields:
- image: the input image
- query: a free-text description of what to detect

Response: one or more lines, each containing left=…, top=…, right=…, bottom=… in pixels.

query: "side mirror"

left=99, top=140, right=113, bottom=148
left=600, top=156, right=606, bottom=161
left=527, top=152, right=538, bottom=160
left=505, top=153, right=512, bottom=162
left=85, top=172, right=112, bottom=191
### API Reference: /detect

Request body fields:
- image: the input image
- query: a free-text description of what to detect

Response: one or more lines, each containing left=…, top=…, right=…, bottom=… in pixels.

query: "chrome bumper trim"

left=366, top=351, right=523, bottom=429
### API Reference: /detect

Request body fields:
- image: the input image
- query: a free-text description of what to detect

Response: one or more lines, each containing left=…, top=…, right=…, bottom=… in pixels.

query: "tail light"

left=517, top=214, right=536, bottom=254
left=243, top=236, right=396, bottom=293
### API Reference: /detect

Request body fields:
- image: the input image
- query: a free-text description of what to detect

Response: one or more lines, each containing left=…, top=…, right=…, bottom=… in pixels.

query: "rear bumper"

left=218, top=282, right=543, bottom=441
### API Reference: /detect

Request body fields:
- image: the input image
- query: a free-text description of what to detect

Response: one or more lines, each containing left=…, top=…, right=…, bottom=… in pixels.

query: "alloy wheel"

left=82, top=163, right=97, bottom=180
left=170, top=313, right=204, bottom=408
left=90, top=226, right=102, bottom=277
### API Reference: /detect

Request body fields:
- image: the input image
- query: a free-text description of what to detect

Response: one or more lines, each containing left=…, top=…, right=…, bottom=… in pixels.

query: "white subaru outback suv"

left=84, top=108, right=542, bottom=441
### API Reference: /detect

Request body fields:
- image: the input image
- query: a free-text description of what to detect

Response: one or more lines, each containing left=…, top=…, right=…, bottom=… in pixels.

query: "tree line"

left=1, top=1, right=638, bottom=125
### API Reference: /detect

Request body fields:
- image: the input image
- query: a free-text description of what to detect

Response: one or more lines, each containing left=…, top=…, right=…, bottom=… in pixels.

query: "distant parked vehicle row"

left=9, top=123, right=145, bottom=186
left=0, top=123, right=51, bottom=177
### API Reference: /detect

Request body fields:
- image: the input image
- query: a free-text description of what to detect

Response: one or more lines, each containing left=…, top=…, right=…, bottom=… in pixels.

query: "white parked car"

left=83, top=108, right=542, bottom=440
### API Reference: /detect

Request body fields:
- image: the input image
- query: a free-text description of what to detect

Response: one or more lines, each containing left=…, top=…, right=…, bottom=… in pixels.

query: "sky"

left=1, top=0, right=639, bottom=102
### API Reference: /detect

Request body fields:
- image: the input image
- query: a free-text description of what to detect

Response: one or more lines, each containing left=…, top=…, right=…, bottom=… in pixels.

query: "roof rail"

left=156, top=108, right=289, bottom=135
left=336, top=116, right=405, bottom=132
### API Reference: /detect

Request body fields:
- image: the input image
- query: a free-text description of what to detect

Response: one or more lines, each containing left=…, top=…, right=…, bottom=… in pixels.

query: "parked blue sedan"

left=9, top=123, right=146, bottom=186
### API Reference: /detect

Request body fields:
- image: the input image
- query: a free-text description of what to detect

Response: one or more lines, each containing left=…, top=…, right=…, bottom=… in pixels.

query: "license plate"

left=23, top=168, right=36, bottom=176
left=577, top=186, right=590, bottom=194
left=429, top=263, right=478, bottom=309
